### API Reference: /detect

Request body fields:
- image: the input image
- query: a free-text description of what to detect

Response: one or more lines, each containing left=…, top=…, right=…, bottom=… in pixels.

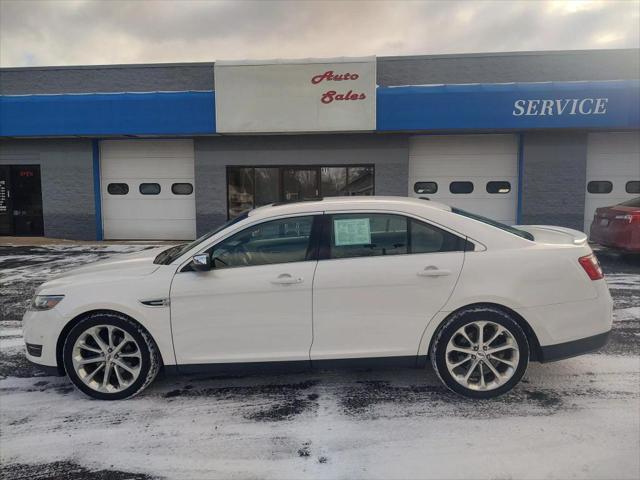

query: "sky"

left=0, top=0, right=639, bottom=67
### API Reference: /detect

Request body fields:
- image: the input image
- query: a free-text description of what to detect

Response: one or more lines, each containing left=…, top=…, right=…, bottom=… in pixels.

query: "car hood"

left=40, top=246, right=168, bottom=290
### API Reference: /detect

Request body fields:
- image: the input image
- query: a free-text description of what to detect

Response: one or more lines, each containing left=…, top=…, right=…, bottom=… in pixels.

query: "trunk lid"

left=596, top=205, right=639, bottom=219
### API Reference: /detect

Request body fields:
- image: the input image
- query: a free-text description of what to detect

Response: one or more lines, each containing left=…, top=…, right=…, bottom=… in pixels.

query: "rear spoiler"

left=513, top=225, right=588, bottom=246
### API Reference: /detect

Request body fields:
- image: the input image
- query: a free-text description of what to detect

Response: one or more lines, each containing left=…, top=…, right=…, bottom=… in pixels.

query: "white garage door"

left=409, top=134, right=518, bottom=225
left=100, top=139, right=196, bottom=240
left=584, top=132, right=640, bottom=233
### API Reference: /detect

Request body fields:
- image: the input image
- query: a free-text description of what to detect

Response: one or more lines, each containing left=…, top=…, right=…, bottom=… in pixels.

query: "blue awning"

left=376, top=80, right=640, bottom=131
left=0, top=91, right=215, bottom=136
left=1, top=81, right=638, bottom=137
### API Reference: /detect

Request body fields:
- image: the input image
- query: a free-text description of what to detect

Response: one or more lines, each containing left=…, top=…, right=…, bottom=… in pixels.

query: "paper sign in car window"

left=334, top=218, right=371, bottom=246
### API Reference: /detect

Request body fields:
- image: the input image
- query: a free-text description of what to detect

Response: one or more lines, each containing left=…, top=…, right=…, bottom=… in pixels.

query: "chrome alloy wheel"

left=71, top=325, right=142, bottom=393
left=445, top=320, right=520, bottom=391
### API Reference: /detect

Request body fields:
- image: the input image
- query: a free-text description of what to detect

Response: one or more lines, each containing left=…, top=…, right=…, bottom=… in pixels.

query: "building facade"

left=1, top=49, right=639, bottom=240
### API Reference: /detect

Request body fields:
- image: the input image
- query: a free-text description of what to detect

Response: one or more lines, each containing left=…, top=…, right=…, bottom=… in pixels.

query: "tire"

left=430, top=307, right=529, bottom=399
left=62, top=312, right=160, bottom=400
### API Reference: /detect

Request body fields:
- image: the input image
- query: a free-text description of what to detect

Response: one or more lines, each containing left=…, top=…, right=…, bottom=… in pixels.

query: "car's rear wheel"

left=430, top=307, right=529, bottom=399
left=63, top=313, right=159, bottom=400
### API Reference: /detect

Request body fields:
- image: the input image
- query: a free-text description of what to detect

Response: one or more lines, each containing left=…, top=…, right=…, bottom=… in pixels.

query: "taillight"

left=578, top=254, right=604, bottom=281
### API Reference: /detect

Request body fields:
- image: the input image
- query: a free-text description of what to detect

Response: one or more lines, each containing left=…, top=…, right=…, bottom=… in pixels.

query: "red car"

left=590, top=197, right=640, bottom=253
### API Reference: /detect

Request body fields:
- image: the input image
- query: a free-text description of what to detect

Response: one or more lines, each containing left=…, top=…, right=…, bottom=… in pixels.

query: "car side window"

left=208, top=216, right=315, bottom=268
left=329, top=213, right=408, bottom=259
left=328, top=213, right=466, bottom=260
left=410, top=218, right=467, bottom=253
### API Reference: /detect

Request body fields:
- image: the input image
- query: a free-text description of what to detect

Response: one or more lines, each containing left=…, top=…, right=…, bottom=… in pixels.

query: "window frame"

left=587, top=180, right=613, bottom=194
left=317, top=211, right=469, bottom=261
left=226, top=164, right=375, bottom=219
left=107, top=183, right=129, bottom=195
left=171, top=182, right=194, bottom=195
left=486, top=181, right=512, bottom=194
left=625, top=181, right=640, bottom=194
left=449, top=181, right=474, bottom=194
left=181, top=213, right=323, bottom=272
left=139, top=183, right=161, bottom=195
left=414, top=181, right=438, bottom=195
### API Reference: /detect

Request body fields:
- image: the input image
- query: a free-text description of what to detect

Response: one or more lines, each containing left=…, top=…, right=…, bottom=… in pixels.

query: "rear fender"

left=416, top=298, right=541, bottom=359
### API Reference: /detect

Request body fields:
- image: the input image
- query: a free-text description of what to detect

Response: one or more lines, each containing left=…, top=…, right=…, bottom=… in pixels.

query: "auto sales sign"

left=214, top=57, right=376, bottom=133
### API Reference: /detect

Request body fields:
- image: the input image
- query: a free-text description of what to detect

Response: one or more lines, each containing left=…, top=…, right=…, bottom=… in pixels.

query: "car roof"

left=247, top=196, right=452, bottom=219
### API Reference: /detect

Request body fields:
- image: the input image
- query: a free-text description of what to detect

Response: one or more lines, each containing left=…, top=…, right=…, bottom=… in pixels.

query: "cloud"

left=0, top=0, right=638, bottom=67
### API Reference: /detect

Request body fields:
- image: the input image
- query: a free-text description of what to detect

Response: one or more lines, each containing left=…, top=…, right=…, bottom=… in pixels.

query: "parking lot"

left=0, top=243, right=638, bottom=480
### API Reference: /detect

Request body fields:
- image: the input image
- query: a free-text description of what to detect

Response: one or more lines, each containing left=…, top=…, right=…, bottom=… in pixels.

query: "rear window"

left=452, top=208, right=534, bottom=241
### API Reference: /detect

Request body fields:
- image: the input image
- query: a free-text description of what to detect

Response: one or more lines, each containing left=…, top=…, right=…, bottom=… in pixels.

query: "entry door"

left=0, top=165, right=44, bottom=236
left=170, top=215, right=318, bottom=365
left=311, top=213, right=465, bottom=360
left=0, top=166, right=12, bottom=235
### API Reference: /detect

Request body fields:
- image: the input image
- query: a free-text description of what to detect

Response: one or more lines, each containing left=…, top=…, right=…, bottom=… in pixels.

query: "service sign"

left=214, top=57, right=376, bottom=133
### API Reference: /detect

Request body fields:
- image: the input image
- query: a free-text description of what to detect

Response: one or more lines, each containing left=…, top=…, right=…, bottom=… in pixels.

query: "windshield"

left=153, top=212, right=250, bottom=265
left=452, top=207, right=535, bottom=241
left=619, top=197, right=640, bottom=208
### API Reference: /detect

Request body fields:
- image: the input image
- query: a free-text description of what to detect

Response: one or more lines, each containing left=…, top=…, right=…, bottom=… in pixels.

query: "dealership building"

left=1, top=48, right=639, bottom=240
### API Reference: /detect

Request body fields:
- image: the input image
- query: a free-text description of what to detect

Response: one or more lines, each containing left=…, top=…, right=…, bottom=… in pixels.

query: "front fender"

left=45, top=266, right=178, bottom=368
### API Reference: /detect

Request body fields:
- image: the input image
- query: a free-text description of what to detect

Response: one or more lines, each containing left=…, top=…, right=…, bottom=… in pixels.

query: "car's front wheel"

left=63, top=313, right=160, bottom=400
left=430, top=307, right=529, bottom=399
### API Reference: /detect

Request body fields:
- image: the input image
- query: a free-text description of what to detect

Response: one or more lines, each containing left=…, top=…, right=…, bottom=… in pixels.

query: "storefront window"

left=255, top=168, right=280, bottom=206
left=227, top=165, right=375, bottom=218
left=346, top=166, right=374, bottom=195
left=283, top=168, right=318, bottom=201
left=321, top=167, right=347, bottom=196
left=227, top=167, right=254, bottom=218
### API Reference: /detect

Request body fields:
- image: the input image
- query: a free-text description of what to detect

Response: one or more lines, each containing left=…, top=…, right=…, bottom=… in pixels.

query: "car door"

left=170, top=214, right=320, bottom=365
left=311, top=212, right=466, bottom=361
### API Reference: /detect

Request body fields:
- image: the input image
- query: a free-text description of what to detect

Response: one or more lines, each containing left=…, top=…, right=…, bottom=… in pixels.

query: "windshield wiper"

left=154, top=244, right=185, bottom=265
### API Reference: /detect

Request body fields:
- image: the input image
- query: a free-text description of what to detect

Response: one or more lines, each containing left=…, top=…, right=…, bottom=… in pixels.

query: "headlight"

left=30, top=295, right=65, bottom=311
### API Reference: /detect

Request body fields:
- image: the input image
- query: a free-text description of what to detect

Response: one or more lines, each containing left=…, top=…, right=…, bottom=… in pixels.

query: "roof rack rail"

left=270, top=197, right=324, bottom=207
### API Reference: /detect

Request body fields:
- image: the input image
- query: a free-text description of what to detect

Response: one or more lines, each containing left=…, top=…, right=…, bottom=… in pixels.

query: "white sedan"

left=23, top=197, right=613, bottom=400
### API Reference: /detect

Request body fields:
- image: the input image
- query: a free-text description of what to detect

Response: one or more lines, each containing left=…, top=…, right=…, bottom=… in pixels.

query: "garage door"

left=409, top=134, right=518, bottom=225
left=584, top=132, right=640, bottom=233
left=100, top=139, right=196, bottom=240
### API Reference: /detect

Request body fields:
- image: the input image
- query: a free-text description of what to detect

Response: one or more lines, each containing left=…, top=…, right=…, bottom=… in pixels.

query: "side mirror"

left=191, top=253, right=211, bottom=272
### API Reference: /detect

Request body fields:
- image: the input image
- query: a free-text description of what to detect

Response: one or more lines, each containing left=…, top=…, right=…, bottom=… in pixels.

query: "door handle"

left=271, top=273, right=303, bottom=285
left=417, top=266, right=451, bottom=277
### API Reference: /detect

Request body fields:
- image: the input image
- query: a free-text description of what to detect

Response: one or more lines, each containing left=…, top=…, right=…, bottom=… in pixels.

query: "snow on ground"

left=0, top=244, right=156, bottom=323
left=605, top=273, right=640, bottom=290
left=0, top=244, right=638, bottom=480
